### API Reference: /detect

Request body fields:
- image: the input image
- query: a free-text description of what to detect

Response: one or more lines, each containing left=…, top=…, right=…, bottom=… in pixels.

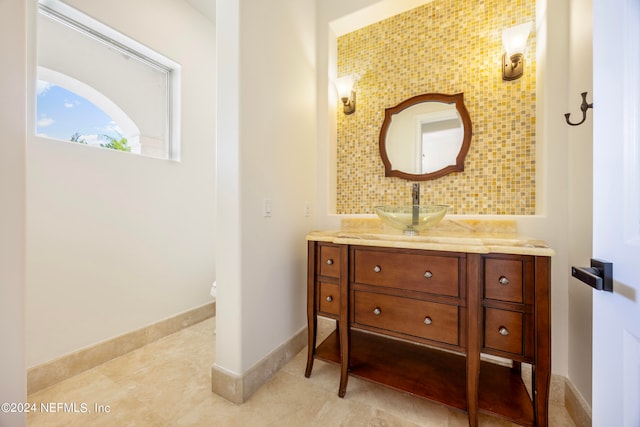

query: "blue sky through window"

left=36, top=81, right=123, bottom=146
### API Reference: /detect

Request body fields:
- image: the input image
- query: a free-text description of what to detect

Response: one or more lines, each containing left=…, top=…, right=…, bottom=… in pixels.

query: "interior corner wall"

left=26, top=0, right=217, bottom=367
left=215, top=0, right=316, bottom=375
left=0, top=0, right=27, bottom=425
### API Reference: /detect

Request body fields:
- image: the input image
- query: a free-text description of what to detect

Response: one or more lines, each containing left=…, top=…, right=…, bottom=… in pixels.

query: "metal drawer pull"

left=326, top=296, right=333, bottom=302
left=424, top=271, right=433, bottom=279
left=326, top=259, right=334, bottom=265
left=423, top=316, right=433, bottom=325
left=499, top=276, right=510, bottom=285
left=373, top=307, right=382, bottom=315
left=498, top=326, right=510, bottom=336
left=373, top=265, right=382, bottom=273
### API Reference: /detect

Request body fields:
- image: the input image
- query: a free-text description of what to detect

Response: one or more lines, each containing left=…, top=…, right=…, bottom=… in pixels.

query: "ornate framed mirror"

left=379, top=93, right=472, bottom=181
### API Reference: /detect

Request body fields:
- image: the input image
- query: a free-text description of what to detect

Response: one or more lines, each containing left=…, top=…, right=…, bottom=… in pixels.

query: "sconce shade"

left=335, top=76, right=355, bottom=99
left=335, top=75, right=356, bottom=115
left=502, top=22, right=531, bottom=81
left=502, top=22, right=531, bottom=59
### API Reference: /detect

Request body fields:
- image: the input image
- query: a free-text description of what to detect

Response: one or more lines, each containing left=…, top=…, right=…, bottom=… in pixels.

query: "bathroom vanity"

left=304, top=220, right=554, bottom=427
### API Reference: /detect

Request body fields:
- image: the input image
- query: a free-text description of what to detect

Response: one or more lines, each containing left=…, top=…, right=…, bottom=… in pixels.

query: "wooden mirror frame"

left=379, top=92, right=472, bottom=181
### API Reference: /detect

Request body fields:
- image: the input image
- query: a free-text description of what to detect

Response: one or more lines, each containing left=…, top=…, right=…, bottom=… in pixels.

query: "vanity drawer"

left=484, top=257, right=525, bottom=303
left=319, top=244, right=341, bottom=278
left=483, top=307, right=524, bottom=356
left=353, top=249, right=460, bottom=297
left=353, top=290, right=460, bottom=346
left=318, top=282, right=340, bottom=316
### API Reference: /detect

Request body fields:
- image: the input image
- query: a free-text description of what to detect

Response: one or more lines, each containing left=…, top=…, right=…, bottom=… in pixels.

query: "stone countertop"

left=306, top=218, right=555, bottom=257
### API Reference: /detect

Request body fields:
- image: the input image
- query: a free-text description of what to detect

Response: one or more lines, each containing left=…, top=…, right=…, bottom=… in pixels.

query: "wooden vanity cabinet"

left=305, top=241, right=551, bottom=427
left=350, top=247, right=467, bottom=350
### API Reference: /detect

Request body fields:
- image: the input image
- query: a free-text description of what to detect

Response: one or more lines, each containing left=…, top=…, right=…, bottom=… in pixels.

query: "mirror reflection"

left=379, top=93, right=472, bottom=181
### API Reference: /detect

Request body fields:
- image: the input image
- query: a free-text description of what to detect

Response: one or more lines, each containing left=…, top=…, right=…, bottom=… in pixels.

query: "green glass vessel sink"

left=374, top=205, right=449, bottom=235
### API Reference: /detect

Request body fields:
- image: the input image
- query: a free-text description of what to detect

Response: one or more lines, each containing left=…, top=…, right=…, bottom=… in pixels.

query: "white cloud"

left=37, top=80, right=53, bottom=96
left=64, top=100, right=80, bottom=109
left=104, top=122, right=124, bottom=136
left=81, top=134, right=102, bottom=146
left=37, top=116, right=55, bottom=128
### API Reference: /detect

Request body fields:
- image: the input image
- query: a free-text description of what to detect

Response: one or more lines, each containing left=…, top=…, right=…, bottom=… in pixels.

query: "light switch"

left=263, top=198, right=272, bottom=217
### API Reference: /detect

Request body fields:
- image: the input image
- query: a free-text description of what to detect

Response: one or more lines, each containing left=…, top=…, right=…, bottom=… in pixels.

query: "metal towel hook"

left=565, top=92, right=593, bottom=126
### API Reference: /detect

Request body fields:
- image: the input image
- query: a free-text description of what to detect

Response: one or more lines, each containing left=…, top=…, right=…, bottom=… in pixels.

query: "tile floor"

left=27, top=317, right=576, bottom=426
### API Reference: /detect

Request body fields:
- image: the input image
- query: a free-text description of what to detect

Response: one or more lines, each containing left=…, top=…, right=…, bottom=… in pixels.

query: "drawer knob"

left=373, top=265, right=382, bottom=273
left=424, top=271, right=433, bottom=279
left=499, top=276, right=510, bottom=285
left=326, top=296, right=333, bottom=302
left=326, top=259, right=334, bottom=265
left=373, top=307, right=382, bottom=315
left=499, top=326, right=510, bottom=336
left=423, top=316, right=433, bottom=325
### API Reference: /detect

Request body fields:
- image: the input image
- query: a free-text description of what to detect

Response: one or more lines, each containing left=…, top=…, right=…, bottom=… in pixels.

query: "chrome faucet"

left=411, top=183, right=420, bottom=227
left=412, top=183, right=420, bottom=206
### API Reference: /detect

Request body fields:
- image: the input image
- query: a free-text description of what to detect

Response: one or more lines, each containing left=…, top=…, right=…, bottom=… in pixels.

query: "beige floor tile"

left=27, top=317, right=575, bottom=427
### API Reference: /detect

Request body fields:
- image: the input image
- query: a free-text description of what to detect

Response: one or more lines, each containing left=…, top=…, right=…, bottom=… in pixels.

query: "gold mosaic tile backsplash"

left=337, top=0, right=536, bottom=215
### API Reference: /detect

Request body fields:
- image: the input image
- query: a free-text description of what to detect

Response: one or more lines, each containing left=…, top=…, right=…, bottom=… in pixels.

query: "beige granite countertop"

left=306, top=218, right=555, bottom=256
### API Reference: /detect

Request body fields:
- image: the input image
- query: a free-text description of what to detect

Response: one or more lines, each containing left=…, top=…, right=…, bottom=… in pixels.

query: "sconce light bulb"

left=502, top=22, right=531, bottom=81
left=335, top=75, right=356, bottom=115
left=502, top=22, right=532, bottom=58
left=335, top=75, right=355, bottom=99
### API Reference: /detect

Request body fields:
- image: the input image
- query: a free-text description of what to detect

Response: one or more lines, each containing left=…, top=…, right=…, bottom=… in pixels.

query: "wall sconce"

left=502, top=22, right=532, bottom=81
left=335, top=75, right=356, bottom=115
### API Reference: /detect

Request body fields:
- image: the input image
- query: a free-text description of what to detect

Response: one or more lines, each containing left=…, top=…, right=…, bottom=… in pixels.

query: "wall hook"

left=565, top=92, right=593, bottom=126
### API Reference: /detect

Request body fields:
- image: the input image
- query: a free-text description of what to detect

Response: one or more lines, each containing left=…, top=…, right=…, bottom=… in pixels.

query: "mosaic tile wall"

left=336, top=0, right=536, bottom=215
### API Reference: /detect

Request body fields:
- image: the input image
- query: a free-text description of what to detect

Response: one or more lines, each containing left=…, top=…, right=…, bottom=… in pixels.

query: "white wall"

left=26, top=0, right=217, bottom=367
left=0, top=0, right=27, bottom=425
left=567, top=0, right=593, bottom=406
left=215, top=0, right=316, bottom=374
left=315, top=0, right=585, bottom=384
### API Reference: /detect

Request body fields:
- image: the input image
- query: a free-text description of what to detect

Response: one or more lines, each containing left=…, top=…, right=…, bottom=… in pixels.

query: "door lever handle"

left=571, top=258, right=613, bottom=292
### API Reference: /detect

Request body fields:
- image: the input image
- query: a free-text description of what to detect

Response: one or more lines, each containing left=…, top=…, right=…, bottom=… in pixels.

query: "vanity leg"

left=337, top=321, right=349, bottom=398
left=466, top=254, right=482, bottom=427
left=304, top=315, right=317, bottom=378
left=466, top=353, right=480, bottom=427
left=305, top=242, right=317, bottom=378
left=533, top=257, right=552, bottom=427
left=338, top=245, right=350, bottom=398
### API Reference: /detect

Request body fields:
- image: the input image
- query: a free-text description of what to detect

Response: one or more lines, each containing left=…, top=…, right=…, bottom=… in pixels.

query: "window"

left=37, top=0, right=180, bottom=160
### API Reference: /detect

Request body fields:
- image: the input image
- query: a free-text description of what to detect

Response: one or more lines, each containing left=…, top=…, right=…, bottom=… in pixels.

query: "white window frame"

left=37, top=0, right=181, bottom=160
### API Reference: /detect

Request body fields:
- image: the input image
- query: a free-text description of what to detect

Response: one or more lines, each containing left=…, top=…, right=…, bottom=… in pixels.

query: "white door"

left=592, top=0, right=640, bottom=425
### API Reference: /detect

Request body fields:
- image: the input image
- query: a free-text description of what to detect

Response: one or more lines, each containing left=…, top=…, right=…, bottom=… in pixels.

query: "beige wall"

left=26, top=0, right=217, bottom=367
left=567, top=0, right=593, bottom=406
left=0, top=0, right=27, bottom=425
left=336, top=0, right=536, bottom=215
